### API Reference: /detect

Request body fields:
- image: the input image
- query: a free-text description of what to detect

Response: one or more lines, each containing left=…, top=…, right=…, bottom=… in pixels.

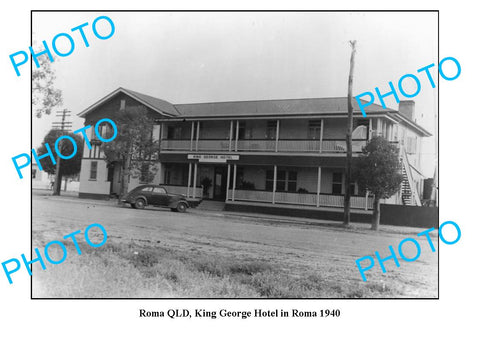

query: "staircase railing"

left=400, top=146, right=421, bottom=206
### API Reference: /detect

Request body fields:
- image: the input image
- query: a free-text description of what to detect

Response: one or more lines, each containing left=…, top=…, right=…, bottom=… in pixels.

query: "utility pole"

left=343, top=40, right=356, bottom=228
left=430, top=88, right=438, bottom=207
left=52, top=109, right=72, bottom=195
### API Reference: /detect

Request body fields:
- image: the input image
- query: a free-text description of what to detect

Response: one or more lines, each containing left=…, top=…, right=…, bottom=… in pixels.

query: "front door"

left=213, top=166, right=227, bottom=200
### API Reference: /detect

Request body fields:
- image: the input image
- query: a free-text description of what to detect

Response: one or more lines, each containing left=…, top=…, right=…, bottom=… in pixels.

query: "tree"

left=37, top=129, right=84, bottom=194
left=343, top=40, right=356, bottom=228
left=101, top=106, right=159, bottom=203
left=32, top=55, right=63, bottom=118
left=353, top=136, right=403, bottom=230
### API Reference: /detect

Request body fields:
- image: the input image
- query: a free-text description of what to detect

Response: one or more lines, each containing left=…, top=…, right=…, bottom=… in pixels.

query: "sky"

left=32, top=11, right=438, bottom=176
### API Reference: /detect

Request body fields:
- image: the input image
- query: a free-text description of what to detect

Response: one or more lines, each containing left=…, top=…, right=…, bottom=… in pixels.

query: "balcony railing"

left=227, top=189, right=373, bottom=210
left=237, top=139, right=276, bottom=152
left=160, top=139, right=367, bottom=153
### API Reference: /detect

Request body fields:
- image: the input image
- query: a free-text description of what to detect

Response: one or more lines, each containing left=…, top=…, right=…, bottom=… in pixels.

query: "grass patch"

left=33, top=240, right=405, bottom=298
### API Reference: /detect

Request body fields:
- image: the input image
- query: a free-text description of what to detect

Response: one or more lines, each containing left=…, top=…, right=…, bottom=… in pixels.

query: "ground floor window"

left=266, top=169, right=297, bottom=192
left=139, top=163, right=150, bottom=183
left=164, top=163, right=191, bottom=186
left=90, top=161, right=98, bottom=180
left=234, top=167, right=245, bottom=188
left=332, top=172, right=342, bottom=194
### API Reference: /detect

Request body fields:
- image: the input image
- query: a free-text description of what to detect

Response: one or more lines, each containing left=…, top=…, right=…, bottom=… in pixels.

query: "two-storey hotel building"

left=77, top=88, right=431, bottom=215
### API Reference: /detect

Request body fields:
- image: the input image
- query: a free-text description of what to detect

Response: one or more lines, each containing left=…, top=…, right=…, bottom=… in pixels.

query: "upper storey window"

left=308, top=120, right=322, bottom=139
left=266, top=120, right=277, bottom=140
left=167, top=126, right=182, bottom=139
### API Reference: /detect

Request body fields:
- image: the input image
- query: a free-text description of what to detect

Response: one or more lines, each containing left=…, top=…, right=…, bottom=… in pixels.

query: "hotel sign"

left=187, top=154, right=239, bottom=163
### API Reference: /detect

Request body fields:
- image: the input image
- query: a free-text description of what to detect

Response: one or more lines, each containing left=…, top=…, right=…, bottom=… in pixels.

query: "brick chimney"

left=398, top=100, right=415, bottom=121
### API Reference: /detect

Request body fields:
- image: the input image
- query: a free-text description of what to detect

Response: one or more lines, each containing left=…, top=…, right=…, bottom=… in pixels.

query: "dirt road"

left=32, top=193, right=438, bottom=297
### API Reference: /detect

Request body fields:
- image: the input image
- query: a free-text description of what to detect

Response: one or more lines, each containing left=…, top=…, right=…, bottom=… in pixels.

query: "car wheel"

left=176, top=202, right=187, bottom=213
left=135, top=198, right=146, bottom=209
left=130, top=203, right=136, bottom=209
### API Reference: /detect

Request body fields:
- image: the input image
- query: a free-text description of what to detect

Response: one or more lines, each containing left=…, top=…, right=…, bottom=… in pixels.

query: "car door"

left=138, top=186, right=153, bottom=204
left=151, top=186, right=168, bottom=206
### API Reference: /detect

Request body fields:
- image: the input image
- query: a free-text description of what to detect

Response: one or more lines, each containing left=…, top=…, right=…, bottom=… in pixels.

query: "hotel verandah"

left=77, top=87, right=431, bottom=215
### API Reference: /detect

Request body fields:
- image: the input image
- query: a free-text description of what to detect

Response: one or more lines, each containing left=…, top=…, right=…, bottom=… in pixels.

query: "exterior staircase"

left=401, top=163, right=413, bottom=205
left=399, top=146, right=421, bottom=206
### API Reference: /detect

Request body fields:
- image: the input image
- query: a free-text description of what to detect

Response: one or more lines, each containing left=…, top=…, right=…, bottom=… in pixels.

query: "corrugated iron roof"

left=174, top=97, right=391, bottom=117
left=121, top=88, right=180, bottom=116
left=77, top=88, right=431, bottom=136
left=77, top=87, right=180, bottom=118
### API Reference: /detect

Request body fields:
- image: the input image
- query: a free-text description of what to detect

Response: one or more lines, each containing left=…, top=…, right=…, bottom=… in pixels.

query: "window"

left=276, top=170, right=286, bottom=191
left=332, top=172, right=343, bottom=194
left=32, top=169, right=37, bottom=179
left=392, top=125, right=398, bottom=141
left=97, top=122, right=114, bottom=140
left=237, top=122, right=246, bottom=140
left=141, top=186, right=152, bottom=192
left=167, top=126, right=182, bottom=139
left=287, top=171, right=297, bottom=192
left=266, top=120, right=277, bottom=139
left=152, top=187, right=166, bottom=194
left=266, top=170, right=274, bottom=191
left=406, top=136, right=417, bottom=154
left=164, top=165, right=171, bottom=184
left=234, top=167, right=244, bottom=188
left=308, top=120, right=322, bottom=139
left=266, top=169, right=297, bottom=192
left=152, top=125, right=161, bottom=142
left=139, top=163, right=150, bottom=183
left=90, top=161, right=98, bottom=180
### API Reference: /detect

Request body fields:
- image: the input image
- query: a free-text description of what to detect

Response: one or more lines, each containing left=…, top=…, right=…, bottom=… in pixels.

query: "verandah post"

left=235, top=120, right=239, bottom=152
left=187, top=162, right=192, bottom=197
left=190, top=121, right=195, bottom=151
left=275, top=120, right=280, bottom=152
left=272, top=165, right=277, bottom=204
left=232, top=164, right=237, bottom=201
left=192, top=162, right=198, bottom=199
left=226, top=163, right=231, bottom=202
left=229, top=120, right=233, bottom=152
left=195, top=121, right=200, bottom=151
left=316, top=166, right=322, bottom=207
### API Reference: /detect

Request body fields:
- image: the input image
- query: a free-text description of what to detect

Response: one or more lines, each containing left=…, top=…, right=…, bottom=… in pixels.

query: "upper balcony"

left=160, top=138, right=367, bottom=153
left=159, top=117, right=373, bottom=154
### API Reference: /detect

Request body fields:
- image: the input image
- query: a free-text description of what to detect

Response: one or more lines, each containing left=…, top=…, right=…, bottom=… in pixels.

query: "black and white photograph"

left=30, top=11, right=438, bottom=299
left=2, top=1, right=478, bottom=338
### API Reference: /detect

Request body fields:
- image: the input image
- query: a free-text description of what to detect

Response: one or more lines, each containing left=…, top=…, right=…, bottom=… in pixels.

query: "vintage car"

left=121, top=185, right=201, bottom=212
